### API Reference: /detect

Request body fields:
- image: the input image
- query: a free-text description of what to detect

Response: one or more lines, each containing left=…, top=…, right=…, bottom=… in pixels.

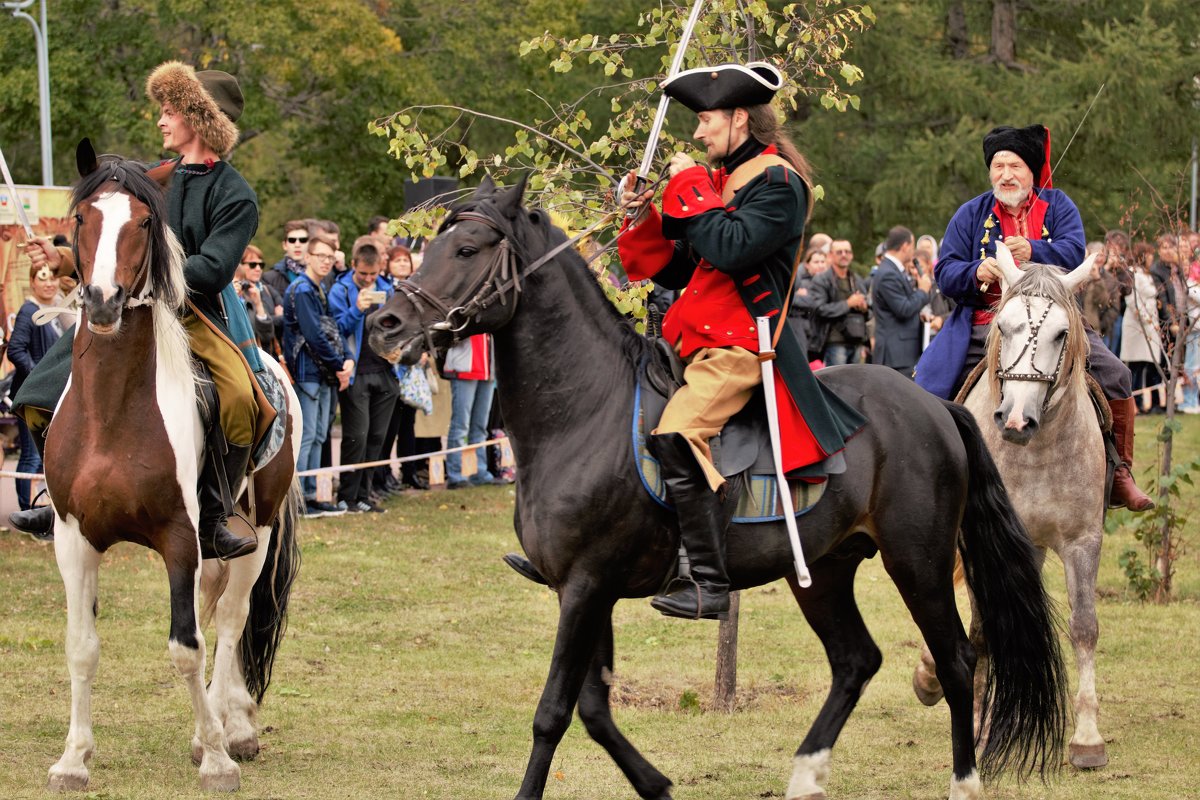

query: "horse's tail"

left=240, top=479, right=304, bottom=704
left=943, top=399, right=1068, bottom=780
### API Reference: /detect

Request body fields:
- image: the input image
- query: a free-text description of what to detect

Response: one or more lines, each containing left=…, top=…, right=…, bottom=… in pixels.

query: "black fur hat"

left=661, top=62, right=784, bottom=113
left=983, top=124, right=1051, bottom=187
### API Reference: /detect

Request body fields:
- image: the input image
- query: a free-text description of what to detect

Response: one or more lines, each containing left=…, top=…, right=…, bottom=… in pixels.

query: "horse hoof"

left=47, top=769, right=89, bottom=792
left=787, top=793, right=827, bottom=800
left=912, top=667, right=944, bottom=707
left=200, top=765, right=241, bottom=792
left=227, top=736, right=260, bottom=761
left=1069, top=742, right=1108, bottom=769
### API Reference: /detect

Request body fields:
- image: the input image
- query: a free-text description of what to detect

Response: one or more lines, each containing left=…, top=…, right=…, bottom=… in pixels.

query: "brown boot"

left=1108, top=397, right=1155, bottom=512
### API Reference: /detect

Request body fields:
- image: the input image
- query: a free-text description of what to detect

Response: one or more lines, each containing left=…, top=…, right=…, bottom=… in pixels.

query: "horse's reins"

left=391, top=177, right=670, bottom=351
left=994, top=292, right=1070, bottom=411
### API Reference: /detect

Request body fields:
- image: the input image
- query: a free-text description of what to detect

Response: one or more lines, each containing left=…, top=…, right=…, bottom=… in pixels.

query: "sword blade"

left=635, top=0, right=708, bottom=180
left=756, top=316, right=812, bottom=588
left=0, top=141, right=36, bottom=241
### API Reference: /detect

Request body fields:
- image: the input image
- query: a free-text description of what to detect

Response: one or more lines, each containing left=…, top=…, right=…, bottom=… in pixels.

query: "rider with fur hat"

left=914, top=123, right=1153, bottom=512
left=12, top=62, right=271, bottom=557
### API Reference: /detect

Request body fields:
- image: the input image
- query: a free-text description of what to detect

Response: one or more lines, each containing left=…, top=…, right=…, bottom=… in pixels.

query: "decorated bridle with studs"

left=994, top=292, right=1069, bottom=410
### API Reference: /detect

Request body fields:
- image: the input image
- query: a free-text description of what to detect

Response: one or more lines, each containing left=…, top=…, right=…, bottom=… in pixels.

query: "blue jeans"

left=445, top=377, right=496, bottom=484
left=296, top=380, right=334, bottom=497
left=14, top=417, right=42, bottom=510
left=1184, top=328, right=1200, bottom=408
left=823, top=343, right=864, bottom=366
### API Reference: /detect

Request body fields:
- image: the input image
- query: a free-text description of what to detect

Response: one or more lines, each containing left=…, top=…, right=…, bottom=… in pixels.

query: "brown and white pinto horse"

left=43, top=141, right=302, bottom=792
left=914, top=241, right=1111, bottom=769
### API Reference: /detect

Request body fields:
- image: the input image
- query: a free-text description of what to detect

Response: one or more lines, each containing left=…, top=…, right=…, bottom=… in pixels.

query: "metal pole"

left=4, top=0, right=54, bottom=186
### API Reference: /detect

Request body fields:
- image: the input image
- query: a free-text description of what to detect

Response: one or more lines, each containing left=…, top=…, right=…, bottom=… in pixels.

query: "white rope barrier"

left=0, top=436, right=515, bottom=488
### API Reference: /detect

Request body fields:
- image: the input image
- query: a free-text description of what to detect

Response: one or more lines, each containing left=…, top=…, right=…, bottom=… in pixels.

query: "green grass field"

left=1, top=416, right=1197, bottom=800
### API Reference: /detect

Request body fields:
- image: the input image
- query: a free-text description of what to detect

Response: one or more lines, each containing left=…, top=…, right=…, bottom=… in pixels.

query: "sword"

left=631, top=0, right=706, bottom=196
left=0, top=140, right=37, bottom=244
left=756, top=316, right=812, bottom=588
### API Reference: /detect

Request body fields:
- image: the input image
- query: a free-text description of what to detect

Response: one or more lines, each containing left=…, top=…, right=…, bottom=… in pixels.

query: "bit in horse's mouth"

left=89, top=321, right=118, bottom=335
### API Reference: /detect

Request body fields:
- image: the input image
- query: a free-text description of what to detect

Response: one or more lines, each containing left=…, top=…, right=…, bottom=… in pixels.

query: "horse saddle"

left=636, top=338, right=831, bottom=523
left=193, top=362, right=290, bottom=469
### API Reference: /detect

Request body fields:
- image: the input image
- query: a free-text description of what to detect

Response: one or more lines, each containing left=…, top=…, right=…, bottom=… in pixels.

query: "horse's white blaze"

left=786, top=749, right=831, bottom=799
left=90, top=191, right=133, bottom=301
left=48, top=514, right=102, bottom=790
left=948, top=769, right=981, bottom=800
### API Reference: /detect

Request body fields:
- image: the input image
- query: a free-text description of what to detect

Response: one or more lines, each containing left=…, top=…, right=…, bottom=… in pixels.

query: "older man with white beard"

left=915, top=124, right=1153, bottom=511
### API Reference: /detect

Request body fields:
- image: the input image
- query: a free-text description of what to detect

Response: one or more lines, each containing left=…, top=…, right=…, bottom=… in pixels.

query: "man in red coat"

left=618, top=62, right=865, bottom=619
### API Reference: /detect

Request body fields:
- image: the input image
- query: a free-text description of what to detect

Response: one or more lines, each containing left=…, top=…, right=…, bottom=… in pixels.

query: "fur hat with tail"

left=146, top=61, right=243, bottom=157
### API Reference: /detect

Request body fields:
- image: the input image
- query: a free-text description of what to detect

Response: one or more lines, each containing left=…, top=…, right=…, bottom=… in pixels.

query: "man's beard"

left=992, top=182, right=1031, bottom=208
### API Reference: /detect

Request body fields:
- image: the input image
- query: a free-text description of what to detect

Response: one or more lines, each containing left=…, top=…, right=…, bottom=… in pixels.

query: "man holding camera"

left=809, top=238, right=870, bottom=364
left=328, top=237, right=399, bottom=513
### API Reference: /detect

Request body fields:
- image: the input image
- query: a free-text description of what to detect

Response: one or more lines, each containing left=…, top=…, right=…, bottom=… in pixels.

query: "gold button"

left=710, top=72, right=719, bottom=80
left=749, top=326, right=755, bottom=332
left=703, top=324, right=711, bottom=330
left=693, top=290, right=699, bottom=295
left=726, top=330, right=733, bottom=335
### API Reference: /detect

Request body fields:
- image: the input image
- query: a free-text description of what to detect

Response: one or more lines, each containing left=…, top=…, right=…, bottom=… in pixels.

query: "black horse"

left=367, top=177, right=1067, bottom=800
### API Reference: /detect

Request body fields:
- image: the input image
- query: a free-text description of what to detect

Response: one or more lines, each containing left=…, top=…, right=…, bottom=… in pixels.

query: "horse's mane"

left=985, top=262, right=1090, bottom=399
left=71, top=156, right=187, bottom=315
left=441, top=195, right=651, bottom=367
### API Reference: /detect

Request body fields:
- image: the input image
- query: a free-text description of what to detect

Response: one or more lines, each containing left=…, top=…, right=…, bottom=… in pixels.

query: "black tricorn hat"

left=661, top=62, right=784, bottom=113
left=983, top=124, right=1052, bottom=189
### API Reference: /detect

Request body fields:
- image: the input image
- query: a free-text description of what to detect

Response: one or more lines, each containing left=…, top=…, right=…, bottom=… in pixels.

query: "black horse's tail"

left=240, top=479, right=303, bottom=703
left=944, top=400, right=1068, bottom=780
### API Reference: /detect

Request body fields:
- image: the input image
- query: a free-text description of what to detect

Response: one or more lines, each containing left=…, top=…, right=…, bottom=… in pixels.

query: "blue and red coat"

left=914, top=187, right=1085, bottom=399
left=618, top=143, right=865, bottom=474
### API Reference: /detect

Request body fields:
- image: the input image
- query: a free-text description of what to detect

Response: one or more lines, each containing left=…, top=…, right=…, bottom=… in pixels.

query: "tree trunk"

left=990, top=0, right=1018, bottom=65
left=713, top=591, right=740, bottom=713
left=1155, top=279, right=1190, bottom=602
left=946, top=0, right=969, bottom=60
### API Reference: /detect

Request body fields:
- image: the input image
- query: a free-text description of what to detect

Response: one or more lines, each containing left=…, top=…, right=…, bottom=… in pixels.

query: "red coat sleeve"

left=617, top=206, right=675, bottom=282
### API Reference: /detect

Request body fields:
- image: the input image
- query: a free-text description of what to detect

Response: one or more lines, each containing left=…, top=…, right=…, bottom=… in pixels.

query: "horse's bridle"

left=390, top=207, right=618, bottom=354
left=71, top=176, right=157, bottom=310
left=994, top=292, right=1069, bottom=410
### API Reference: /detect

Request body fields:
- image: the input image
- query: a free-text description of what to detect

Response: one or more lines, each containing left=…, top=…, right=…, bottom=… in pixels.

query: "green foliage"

left=1107, top=421, right=1200, bottom=602
left=677, top=688, right=702, bottom=713
left=378, top=1, right=874, bottom=316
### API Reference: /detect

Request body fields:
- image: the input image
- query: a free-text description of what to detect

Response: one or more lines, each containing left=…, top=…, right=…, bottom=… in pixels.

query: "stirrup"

left=651, top=577, right=729, bottom=621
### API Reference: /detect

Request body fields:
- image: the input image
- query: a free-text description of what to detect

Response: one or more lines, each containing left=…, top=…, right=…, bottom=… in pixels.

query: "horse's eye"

left=140, top=217, right=152, bottom=229
left=74, top=213, right=83, bottom=225
left=457, top=246, right=477, bottom=258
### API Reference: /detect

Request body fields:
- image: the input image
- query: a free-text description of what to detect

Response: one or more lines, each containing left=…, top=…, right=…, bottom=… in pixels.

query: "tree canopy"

left=1, top=0, right=1196, bottom=260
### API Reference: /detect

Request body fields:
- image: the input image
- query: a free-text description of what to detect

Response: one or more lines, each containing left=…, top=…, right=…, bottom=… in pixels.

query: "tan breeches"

left=654, top=344, right=762, bottom=492
left=183, top=312, right=257, bottom=447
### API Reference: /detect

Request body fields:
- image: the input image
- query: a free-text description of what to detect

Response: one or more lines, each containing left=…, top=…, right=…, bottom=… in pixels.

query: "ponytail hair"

left=744, top=104, right=812, bottom=184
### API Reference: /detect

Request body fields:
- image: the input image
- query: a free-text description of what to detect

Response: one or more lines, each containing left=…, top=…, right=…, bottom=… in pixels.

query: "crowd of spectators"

left=4, top=218, right=1199, bottom=514
left=246, top=216, right=513, bottom=519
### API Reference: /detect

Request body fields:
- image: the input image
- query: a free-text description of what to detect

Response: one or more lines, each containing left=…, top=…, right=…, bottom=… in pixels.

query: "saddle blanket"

left=632, top=379, right=825, bottom=524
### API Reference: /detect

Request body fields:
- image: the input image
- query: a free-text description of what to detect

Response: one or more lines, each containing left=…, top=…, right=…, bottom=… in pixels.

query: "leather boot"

left=1108, top=397, right=1155, bottom=512
left=8, top=422, right=55, bottom=541
left=9, top=504, right=55, bottom=541
left=198, top=442, right=258, bottom=560
left=648, top=432, right=730, bottom=620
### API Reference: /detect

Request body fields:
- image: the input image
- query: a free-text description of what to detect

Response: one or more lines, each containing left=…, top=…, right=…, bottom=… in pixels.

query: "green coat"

left=14, top=159, right=260, bottom=421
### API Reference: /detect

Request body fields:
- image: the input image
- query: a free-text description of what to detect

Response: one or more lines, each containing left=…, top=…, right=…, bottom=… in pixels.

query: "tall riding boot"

left=198, top=442, right=258, bottom=560
left=648, top=432, right=731, bottom=620
left=8, top=420, right=55, bottom=540
left=1108, top=397, right=1155, bottom=512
